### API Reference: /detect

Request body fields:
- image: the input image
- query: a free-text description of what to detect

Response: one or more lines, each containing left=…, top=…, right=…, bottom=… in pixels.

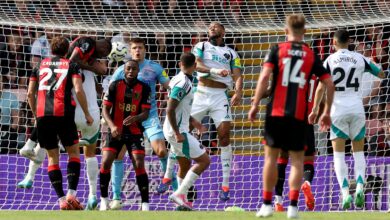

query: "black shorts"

left=37, top=116, right=79, bottom=150
left=304, top=124, right=315, bottom=156
left=264, top=116, right=307, bottom=151
left=104, top=134, right=144, bottom=155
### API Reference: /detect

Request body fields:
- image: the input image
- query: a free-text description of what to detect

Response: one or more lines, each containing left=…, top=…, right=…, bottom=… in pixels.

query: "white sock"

left=25, top=160, right=42, bottom=181
left=353, top=151, right=366, bottom=190
left=164, top=152, right=176, bottom=179
left=334, top=152, right=349, bottom=197
left=221, top=145, right=232, bottom=188
left=67, top=189, right=77, bottom=197
left=86, top=157, right=99, bottom=196
left=275, top=195, right=283, bottom=204
left=175, top=170, right=199, bottom=195
left=34, top=144, right=46, bottom=162
left=177, top=177, right=183, bottom=187
left=24, top=139, right=37, bottom=150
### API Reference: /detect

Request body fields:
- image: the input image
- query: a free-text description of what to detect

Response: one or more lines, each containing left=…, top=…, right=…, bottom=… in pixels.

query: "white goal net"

left=0, top=0, right=389, bottom=211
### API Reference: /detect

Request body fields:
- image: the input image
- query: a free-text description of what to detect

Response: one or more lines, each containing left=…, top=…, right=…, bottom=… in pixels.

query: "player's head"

left=129, top=38, right=146, bottom=61
left=285, top=14, right=306, bottom=37
left=96, top=39, right=112, bottom=58
left=208, top=22, right=225, bottom=40
left=179, top=52, right=196, bottom=74
left=124, top=59, right=139, bottom=82
left=50, top=36, right=69, bottom=57
left=333, top=29, right=350, bottom=49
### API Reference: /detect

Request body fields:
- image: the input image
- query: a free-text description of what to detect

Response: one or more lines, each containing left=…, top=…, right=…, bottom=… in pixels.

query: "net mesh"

left=0, top=0, right=389, bottom=211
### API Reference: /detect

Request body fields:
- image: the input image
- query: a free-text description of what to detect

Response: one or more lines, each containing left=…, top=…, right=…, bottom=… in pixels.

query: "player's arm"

left=27, top=68, right=38, bottom=117
left=193, top=42, right=229, bottom=77
left=69, top=50, right=106, bottom=75
left=102, top=83, right=120, bottom=138
left=72, top=76, right=93, bottom=126
left=123, top=86, right=151, bottom=126
left=231, top=54, right=243, bottom=106
left=308, top=82, right=325, bottom=124
left=364, top=57, right=385, bottom=79
left=189, top=116, right=207, bottom=136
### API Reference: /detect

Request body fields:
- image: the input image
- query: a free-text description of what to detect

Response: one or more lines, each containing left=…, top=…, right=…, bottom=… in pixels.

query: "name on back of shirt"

left=288, top=49, right=307, bottom=57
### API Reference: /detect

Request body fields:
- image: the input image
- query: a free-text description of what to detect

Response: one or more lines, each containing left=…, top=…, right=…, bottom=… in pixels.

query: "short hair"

left=210, top=21, right=225, bottom=31
left=125, top=59, right=139, bottom=68
left=180, top=52, right=196, bottom=68
left=50, top=36, right=69, bottom=56
left=129, top=38, right=145, bottom=46
left=334, top=29, right=350, bottom=44
left=286, top=14, right=305, bottom=34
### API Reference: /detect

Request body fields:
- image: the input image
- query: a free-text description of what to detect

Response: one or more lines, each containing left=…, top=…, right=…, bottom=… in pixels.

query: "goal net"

left=0, top=0, right=390, bottom=211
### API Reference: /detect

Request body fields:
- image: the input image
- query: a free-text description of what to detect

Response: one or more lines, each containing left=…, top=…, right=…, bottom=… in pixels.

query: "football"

left=108, top=42, right=128, bottom=62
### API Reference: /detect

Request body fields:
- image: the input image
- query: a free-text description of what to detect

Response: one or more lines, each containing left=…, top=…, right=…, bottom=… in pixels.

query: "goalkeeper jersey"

left=324, top=49, right=382, bottom=116
left=163, top=71, right=193, bottom=135
left=192, top=41, right=242, bottom=89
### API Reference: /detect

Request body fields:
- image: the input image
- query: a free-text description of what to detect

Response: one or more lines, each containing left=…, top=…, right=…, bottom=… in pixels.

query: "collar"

left=209, top=39, right=225, bottom=47
left=125, top=78, right=138, bottom=87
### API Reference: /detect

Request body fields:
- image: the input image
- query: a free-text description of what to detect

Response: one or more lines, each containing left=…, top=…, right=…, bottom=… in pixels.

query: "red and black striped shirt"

left=30, top=56, right=82, bottom=118
left=103, top=79, right=151, bottom=135
left=264, top=41, right=330, bottom=121
left=67, top=37, right=97, bottom=63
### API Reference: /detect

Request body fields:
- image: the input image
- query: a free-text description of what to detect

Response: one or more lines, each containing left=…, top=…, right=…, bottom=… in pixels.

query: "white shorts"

left=330, top=113, right=366, bottom=141
left=191, top=85, right=232, bottom=128
left=75, top=109, right=100, bottom=145
left=165, top=132, right=205, bottom=159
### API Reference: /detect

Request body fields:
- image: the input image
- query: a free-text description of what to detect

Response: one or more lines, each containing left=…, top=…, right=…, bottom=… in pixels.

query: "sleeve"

left=263, top=45, right=278, bottom=69
left=230, top=50, right=243, bottom=70
left=156, top=64, right=169, bottom=84
left=169, top=80, right=189, bottom=102
left=192, top=42, right=204, bottom=59
left=69, top=62, right=82, bottom=79
left=141, top=85, right=152, bottom=109
left=110, top=64, right=125, bottom=83
left=312, top=53, right=331, bottom=81
left=363, top=56, right=382, bottom=77
left=30, top=39, right=42, bottom=57
left=103, top=82, right=116, bottom=107
left=323, top=57, right=331, bottom=73
left=73, top=37, right=96, bottom=61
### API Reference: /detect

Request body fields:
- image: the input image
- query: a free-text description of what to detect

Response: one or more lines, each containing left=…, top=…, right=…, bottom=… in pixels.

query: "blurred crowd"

left=0, top=0, right=389, bottom=156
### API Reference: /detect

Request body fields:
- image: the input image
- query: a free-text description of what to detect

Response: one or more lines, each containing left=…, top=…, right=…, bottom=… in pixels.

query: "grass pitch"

left=0, top=211, right=388, bottom=220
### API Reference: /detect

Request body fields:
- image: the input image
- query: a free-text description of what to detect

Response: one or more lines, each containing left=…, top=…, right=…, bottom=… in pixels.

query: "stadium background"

left=0, top=0, right=389, bottom=212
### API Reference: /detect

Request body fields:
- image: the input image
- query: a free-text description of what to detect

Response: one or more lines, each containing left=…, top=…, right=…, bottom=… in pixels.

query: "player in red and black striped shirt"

left=27, top=36, right=93, bottom=210
left=248, top=14, right=335, bottom=218
left=99, top=60, right=151, bottom=210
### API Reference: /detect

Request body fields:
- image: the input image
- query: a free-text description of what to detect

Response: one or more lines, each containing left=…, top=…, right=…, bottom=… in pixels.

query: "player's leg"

left=350, top=115, right=366, bottom=208
left=301, top=124, right=316, bottom=210
left=17, top=144, right=46, bottom=189
left=19, top=126, right=38, bottom=159
left=331, top=116, right=351, bottom=209
left=99, top=143, right=118, bottom=211
left=287, top=150, right=304, bottom=218
left=274, top=150, right=288, bottom=212
left=128, top=137, right=149, bottom=211
left=111, top=145, right=126, bottom=204
left=158, top=149, right=178, bottom=193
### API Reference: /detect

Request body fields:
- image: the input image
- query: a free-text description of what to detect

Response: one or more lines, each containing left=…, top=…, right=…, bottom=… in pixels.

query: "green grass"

left=0, top=211, right=389, bottom=220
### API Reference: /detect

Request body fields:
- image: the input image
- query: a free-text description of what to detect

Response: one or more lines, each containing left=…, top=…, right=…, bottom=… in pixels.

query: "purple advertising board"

left=0, top=155, right=389, bottom=211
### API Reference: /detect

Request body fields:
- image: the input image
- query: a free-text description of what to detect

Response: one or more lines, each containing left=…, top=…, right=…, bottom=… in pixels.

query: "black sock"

left=67, top=158, right=81, bottom=191
left=136, top=172, right=149, bottom=203
left=290, top=200, right=298, bottom=206
left=100, top=169, right=111, bottom=198
left=187, top=186, right=197, bottom=202
left=275, top=162, right=287, bottom=196
left=30, top=127, right=38, bottom=143
left=48, top=165, right=65, bottom=198
left=303, top=163, right=315, bottom=183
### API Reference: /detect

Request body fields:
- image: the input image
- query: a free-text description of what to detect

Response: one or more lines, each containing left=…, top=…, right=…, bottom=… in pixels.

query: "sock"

left=86, top=157, right=99, bottom=196
left=111, top=160, right=124, bottom=200
left=67, top=189, right=77, bottom=197
left=353, top=151, right=366, bottom=191
left=263, top=190, right=272, bottom=205
left=289, top=190, right=299, bottom=207
left=175, top=170, right=199, bottom=196
left=48, top=164, right=65, bottom=198
left=67, top=157, right=81, bottom=191
left=165, top=152, right=178, bottom=191
left=303, top=161, right=315, bottom=183
left=24, top=139, right=36, bottom=150
left=220, top=145, right=232, bottom=188
left=30, top=127, right=38, bottom=143
left=34, top=144, right=46, bottom=162
left=177, top=177, right=183, bottom=187
left=275, top=195, right=283, bottom=204
left=100, top=168, right=111, bottom=198
left=275, top=157, right=288, bottom=197
left=334, top=152, right=349, bottom=197
left=25, top=160, right=42, bottom=181
left=135, top=168, right=149, bottom=203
